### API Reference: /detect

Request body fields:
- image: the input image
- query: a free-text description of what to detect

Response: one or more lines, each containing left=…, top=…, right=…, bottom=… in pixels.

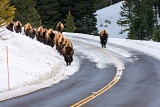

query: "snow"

left=96, top=1, right=128, bottom=39
left=0, top=1, right=160, bottom=101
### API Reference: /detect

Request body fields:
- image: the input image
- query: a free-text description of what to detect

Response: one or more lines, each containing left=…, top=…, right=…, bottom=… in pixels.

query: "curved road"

left=0, top=35, right=160, bottom=107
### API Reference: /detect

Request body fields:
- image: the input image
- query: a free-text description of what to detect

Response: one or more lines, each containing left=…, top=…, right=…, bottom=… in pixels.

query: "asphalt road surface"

left=0, top=35, right=160, bottom=107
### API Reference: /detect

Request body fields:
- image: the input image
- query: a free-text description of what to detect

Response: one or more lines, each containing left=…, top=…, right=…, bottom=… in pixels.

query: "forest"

left=1, top=0, right=160, bottom=41
left=8, top=0, right=120, bottom=35
left=117, top=0, right=160, bottom=41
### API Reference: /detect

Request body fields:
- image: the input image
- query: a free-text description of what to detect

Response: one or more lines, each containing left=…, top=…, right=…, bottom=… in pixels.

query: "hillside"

left=96, top=1, right=128, bottom=39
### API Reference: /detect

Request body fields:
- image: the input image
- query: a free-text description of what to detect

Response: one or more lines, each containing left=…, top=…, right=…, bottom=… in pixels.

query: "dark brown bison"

left=6, top=21, right=14, bottom=32
left=29, top=28, right=36, bottom=39
left=24, top=23, right=35, bottom=39
left=40, top=28, right=48, bottom=44
left=56, top=22, right=64, bottom=33
left=14, top=21, right=22, bottom=33
left=62, top=40, right=74, bottom=66
left=100, top=30, right=109, bottom=48
left=35, top=26, right=43, bottom=42
left=45, top=29, right=55, bottom=47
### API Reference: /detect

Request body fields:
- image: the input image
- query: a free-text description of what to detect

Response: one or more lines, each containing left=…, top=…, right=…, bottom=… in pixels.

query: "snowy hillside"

left=0, top=27, right=79, bottom=100
left=96, top=1, right=128, bottom=39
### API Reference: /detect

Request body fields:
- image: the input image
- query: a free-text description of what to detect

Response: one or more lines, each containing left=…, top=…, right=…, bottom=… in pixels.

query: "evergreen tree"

left=72, top=0, right=98, bottom=35
left=153, top=24, right=160, bottom=42
left=154, top=0, right=160, bottom=18
left=64, top=10, right=76, bottom=32
left=117, top=0, right=133, bottom=34
left=118, top=0, right=156, bottom=40
left=36, top=0, right=60, bottom=29
left=133, top=0, right=155, bottom=40
left=95, top=0, right=109, bottom=9
left=58, top=0, right=73, bottom=23
left=10, top=0, right=41, bottom=28
left=0, top=0, right=15, bottom=26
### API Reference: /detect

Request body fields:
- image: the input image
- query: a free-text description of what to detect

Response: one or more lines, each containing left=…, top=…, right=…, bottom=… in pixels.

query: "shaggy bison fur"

left=45, top=29, right=55, bottom=47
left=6, top=21, right=14, bottom=32
left=56, top=22, right=64, bottom=33
left=57, top=34, right=65, bottom=55
left=35, top=26, right=43, bottom=42
left=40, top=28, right=48, bottom=44
left=54, top=32, right=62, bottom=50
left=14, top=21, right=22, bottom=33
left=62, top=40, right=74, bottom=66
left=24, top=23, right=35, bottom=39
left=100, top=30, right=108, bottom=48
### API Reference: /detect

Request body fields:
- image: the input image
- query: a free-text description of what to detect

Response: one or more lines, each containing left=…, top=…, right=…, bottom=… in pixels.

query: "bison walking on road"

left=62, top=40, right=74, bottom=66
left=100, top=30, right=109, bottom=48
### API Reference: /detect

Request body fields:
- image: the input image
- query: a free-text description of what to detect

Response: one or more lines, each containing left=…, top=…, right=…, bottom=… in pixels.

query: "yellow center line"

left=70, top=40, right=123, bottom=107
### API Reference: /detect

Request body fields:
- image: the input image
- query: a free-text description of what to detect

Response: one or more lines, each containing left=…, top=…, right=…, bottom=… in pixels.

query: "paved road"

left=0, top=35, right=160, bottom=107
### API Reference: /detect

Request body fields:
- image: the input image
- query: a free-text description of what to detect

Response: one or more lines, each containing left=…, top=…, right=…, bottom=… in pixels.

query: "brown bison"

left=40, top=28, right=48, bottom=44
left=29, top=28, right=36, bottom=39
left=54, top=32, right=62, bottom=50
left=100, top=30, right=109, bottom=48
left=57, top=34, right=65, bottom=55
left=24, top=23, right=35, bottom=39
left=14, top=21, right=22, bottom=33
left=6, top=21, right=14, bottom=32
left=62, top=40, right=74, bottom=66
left=35, top=26, right=43, bottom=42
left=45, top=29, right=55, bottom=47
left=56, top=22, right=64, bottom=33
left=61, top=38, right=69, bottom=52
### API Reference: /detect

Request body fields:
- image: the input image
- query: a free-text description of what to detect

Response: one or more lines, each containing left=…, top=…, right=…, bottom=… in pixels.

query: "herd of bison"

left=5, top=21, right=109, bottom=66
left=6, top=21, right=74, bottom=66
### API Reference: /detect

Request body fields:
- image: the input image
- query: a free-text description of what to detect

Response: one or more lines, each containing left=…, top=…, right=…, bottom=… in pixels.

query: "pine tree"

left=36, top=0, right=60, bottom=29
left=10, top=0, right=41, bottom=28
left=95, top=0, right=109, bottom=9
left=64, top=10, right=76, bottom=32
left=133, top=0, right=155, bottom=40
left=154, top=0, right=160, bottom=18
left=72, top=0, right=98, bottom=35
left=118, top=0, right=156, bottom=40
left=117, top=0, right=133, bottom=34
left=153, top=24, right=160, bottom=42
left=0, top=0, right=15, bottom=26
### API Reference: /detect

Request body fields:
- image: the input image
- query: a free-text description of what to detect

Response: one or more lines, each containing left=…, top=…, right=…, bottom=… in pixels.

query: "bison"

left=35, top=26, right=43, bottom=42
left=61, top=38, right=69, bottom=52
left=57, top=34, right=65, bottom=55
left=54, top=32, right=62, bottom=51
left=40, top=28, right=48, bottom=44
left=100, top=30, right=109, bottom=48
left=24, top=23, right=35, bottom=39
left=62, top=40, right=74, bottom=66
left=6, top=21, right=14, bottom=32
left=29, top=28, right=36, bottom=39
left=45, top=29, right=55, bottom=47
left=14, top=21, right=22, bottom=33
left=56, top=22, right=64, bottom=33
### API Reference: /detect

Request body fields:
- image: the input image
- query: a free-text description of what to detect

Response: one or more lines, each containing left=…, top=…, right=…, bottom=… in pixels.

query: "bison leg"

left=51, top=42, right=54, bottom=48
left=66, top=62, right=69, bottom=66
left=101, top=44, right=103, bottom=48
